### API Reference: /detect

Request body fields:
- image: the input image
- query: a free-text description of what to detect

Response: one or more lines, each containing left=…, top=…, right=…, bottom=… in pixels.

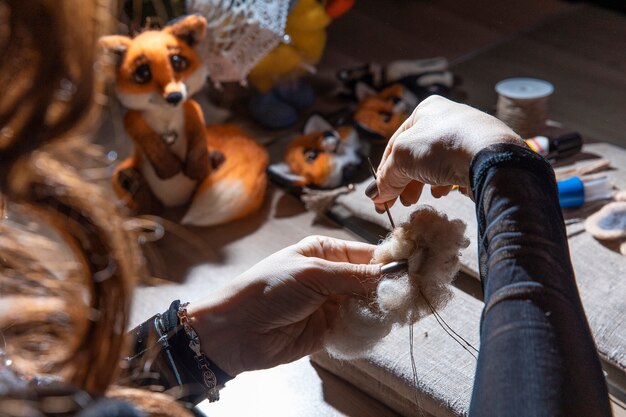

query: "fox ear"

left=99, top=35, right=131, bottom=56
left=304, top=114, right=333, bottom=134
left=165, top=14, right=207, bottom=47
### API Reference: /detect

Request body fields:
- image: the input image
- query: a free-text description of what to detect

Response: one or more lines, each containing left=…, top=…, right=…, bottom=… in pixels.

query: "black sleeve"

left=468, top=143, right=611, bottom=417
left=118, top=300, right=234, bottom=408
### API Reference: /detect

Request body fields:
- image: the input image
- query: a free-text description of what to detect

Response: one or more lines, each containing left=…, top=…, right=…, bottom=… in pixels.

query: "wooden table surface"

left=125, top=1, right=626, bottom=416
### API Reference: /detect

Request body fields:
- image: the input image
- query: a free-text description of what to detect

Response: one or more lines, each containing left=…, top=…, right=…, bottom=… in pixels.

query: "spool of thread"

left=495, top=78, right=554, bottom=138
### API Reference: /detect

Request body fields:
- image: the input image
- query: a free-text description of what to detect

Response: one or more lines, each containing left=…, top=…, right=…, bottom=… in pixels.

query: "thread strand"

left=420, top=290, right=479, bottom=360
left=408, top=324, right=424, bottom=417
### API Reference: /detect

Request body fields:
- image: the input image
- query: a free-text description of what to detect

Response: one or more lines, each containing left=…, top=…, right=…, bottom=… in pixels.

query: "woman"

left=0, top=1, right=611, bottom=417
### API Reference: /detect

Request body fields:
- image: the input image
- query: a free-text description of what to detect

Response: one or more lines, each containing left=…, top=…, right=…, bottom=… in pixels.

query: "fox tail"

left=181, top=125, right=268, bottom=227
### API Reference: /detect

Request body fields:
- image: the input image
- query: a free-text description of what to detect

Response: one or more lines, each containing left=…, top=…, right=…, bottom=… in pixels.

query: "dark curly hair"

left=0, top=1, right=192, bottom=415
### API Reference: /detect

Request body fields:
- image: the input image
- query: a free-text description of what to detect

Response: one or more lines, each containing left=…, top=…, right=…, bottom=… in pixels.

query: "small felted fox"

left=353, top=83, right=418, bottom=142
left=338, top=57, right=456, bottom=142
left=269, top=115, right=362, bottom=189
left=100, top=15, right=268, bottom=226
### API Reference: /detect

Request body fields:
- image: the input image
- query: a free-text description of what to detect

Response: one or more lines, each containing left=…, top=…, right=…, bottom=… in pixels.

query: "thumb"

left=374, top=153, right=412, bottom=204
left=312, top=259, right=382, bottom=296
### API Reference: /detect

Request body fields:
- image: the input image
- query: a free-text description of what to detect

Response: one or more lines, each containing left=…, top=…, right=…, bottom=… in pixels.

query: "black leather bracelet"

left=120, top=300, right=234, bottom=406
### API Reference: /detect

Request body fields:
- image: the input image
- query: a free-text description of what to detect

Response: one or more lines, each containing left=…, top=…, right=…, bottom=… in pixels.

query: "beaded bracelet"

left=123, top=300, right=233, bottom=406
left=176, top=302, right=219, bottom=402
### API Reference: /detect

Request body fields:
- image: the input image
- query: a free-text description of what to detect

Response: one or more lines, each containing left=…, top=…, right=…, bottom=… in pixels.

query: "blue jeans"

left=469, top=144, right=611, bottom=416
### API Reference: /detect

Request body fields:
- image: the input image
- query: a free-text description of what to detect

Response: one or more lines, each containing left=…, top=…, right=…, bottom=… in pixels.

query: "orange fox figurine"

left=269, top=115, right=362, bottom=189
left=100, top=15, right=268, bottom=226
left=353, top=83, right=418, bottom=142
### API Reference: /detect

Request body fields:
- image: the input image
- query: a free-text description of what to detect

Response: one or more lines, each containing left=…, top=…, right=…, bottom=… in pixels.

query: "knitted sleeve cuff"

left=470, top=143, right=553, bottom=199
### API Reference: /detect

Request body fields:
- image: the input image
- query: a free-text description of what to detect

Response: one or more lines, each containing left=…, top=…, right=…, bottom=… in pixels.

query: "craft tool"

left=525, top=131, right=582, bottom=161
left=555, top=158, right=610, bottom=182
left=558, top=175, right=612, bottom=208
left=367, top=157, right=396, bottom=229
left=367, top=157, right=410, bottom=275
left=381, top=260, right=409, bottom=274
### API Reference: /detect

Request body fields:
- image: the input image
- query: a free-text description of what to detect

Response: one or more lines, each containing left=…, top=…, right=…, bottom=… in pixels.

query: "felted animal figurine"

left=353, top=83, right=418, bottom=142
left=100, top=15, right=268, bottom=226
left=337, top=59, right=457, bottom=142
left=337, top=57, right=454, bottom=101
left=268, top=115, right=362, bottom=189
left=247, top=0, right=356, bottom=129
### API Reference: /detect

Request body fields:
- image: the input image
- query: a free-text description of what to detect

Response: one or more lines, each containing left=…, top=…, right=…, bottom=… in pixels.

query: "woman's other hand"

left=188, top=236, right=381, bottom=376
left=366, top=95, right=524, bottom=209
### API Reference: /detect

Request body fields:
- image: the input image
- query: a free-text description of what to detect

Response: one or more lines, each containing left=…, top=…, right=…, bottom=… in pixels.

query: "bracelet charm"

left=177, top=302, right=219, bottom=402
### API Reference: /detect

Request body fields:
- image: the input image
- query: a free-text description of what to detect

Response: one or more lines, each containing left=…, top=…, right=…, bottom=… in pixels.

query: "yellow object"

left=248, top=0, right=332, bottom=92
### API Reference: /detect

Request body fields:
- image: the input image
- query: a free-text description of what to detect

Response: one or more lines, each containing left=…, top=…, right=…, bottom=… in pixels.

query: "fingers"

left=321, top=296, right=346, bottom=325
left=366, top=176, right=421, bottom=212
left=400, top=180, right=424, bottom=206
left=377, top=126, right=400, bottom=174
left=374, top=196, right=398, bottom=214
left=373, top=154, right=412, bottom=204
left=377, top=108, right=416, bottom=172
left=370, top=105, right=422, bottom=207
left=293, top=236, right=382, bottom=296
left=310, top=258, right=381, bottom=296
left=296, top=235, right=377, bottom=265
left=430, top=185, right=453, bottom=198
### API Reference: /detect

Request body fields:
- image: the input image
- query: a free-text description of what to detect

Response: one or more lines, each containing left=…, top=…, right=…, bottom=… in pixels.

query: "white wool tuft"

left=324, top=205, right=469, bottom=360
left=377, top=276, right=411, bottom=312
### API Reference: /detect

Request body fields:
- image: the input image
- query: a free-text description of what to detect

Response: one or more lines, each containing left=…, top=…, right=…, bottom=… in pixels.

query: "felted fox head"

left=354, top=83, right=418, bottom=142
left=269, top=115, right=362, bottom=189
left=100, top=15, right=208, bottom=110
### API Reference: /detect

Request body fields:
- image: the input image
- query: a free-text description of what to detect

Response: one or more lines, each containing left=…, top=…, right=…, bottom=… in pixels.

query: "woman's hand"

left=188, top=236, right=381, bottom=376
left=366, top=95, right=524, bottom=210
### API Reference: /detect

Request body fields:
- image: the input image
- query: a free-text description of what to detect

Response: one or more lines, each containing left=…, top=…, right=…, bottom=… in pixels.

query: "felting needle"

left=367, top=157, right=396, bottom=229
left=381, top=260, right=409, bottom=274
left=367, top=158, right=409, bottom=275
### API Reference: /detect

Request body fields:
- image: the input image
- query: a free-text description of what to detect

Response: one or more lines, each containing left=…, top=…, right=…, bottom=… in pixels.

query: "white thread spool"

left=495, top=78, right=554, bottom=138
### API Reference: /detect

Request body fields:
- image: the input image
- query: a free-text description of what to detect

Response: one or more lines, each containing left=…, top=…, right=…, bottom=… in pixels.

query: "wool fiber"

left=325, top=205, right=469, bottom=359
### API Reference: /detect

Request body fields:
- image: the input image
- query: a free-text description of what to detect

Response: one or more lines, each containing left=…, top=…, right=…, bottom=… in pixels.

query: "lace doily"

left=187, top=0, right=290, bottom=83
